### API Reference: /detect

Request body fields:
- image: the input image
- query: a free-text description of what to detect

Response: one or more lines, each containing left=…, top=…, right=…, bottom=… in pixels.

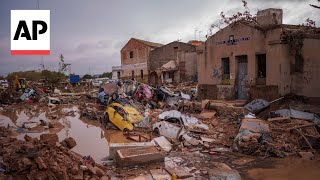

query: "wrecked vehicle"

left=153, top=117, right=201, bottom=145
left=104, top=103, right=144, bottom=131
left=153, top=117, right=186, bottom=140
left=134, top=83, right=152, bottom=102
left=156, top=86, right=179, bottom=101
left=159, top=110, right=209, bottom=131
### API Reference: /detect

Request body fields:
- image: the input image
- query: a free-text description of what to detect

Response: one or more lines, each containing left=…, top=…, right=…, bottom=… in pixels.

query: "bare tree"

left=207, top=1, right=257, bottom=38
left=310, top=0, right=320, bottom=9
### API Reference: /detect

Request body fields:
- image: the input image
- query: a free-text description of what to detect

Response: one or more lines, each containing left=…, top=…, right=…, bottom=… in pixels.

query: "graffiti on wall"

left=302, top=60, right=312, bottom=84
left=212, top=67, right=220, bottom=78
left=217, top=85, right=234, bottom=100
left=303, top=71, right=312, bottom=84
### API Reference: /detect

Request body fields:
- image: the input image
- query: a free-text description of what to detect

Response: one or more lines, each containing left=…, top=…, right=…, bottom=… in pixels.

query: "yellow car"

left=104, top=103, right=144, bottom=131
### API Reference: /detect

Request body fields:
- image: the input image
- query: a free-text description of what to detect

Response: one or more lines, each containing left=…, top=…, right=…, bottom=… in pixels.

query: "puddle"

left=0, top=105, right=134, bottom=164
left=246, top=157, right=320, bottom=180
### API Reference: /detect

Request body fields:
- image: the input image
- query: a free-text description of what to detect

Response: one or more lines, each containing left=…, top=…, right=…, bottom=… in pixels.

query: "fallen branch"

left=288, top=123, right=320, bottom=130
left=291, top=128, right=315, bottom=152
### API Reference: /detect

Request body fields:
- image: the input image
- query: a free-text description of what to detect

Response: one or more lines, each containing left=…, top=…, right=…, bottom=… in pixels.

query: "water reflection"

left=0, top=106, right=133, bottom=163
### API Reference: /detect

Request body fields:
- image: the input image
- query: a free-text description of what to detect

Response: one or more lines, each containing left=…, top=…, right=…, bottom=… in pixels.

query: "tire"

left=103, top=113, right=109, bottom=128
left=153, top=128, right=160, bottom=136
left=123, top=128, right=130, bottom=134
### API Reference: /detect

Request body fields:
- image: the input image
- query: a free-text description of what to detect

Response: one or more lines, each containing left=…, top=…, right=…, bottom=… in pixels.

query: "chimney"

left=257, top=8, right=283, bottom=26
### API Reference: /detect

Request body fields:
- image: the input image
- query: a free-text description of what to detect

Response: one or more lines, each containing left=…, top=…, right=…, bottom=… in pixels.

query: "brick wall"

left=121, top=39, right=150, bottom=65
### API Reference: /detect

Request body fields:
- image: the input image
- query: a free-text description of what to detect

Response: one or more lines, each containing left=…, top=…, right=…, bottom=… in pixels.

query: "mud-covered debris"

left=233, top=118, right=272, bottom=154
left=24, top=134, right=33, bottom=142
left=61, top=137, right=77, bottom=149
left=0, top=127, right=109, bottom=179
left=298, top=152, right=314, bottom=160
left=35, top=157, right=47, bottom=170
left=208, top=162, right=242, bottom=180
left=40, top=133, right=59, bottom=145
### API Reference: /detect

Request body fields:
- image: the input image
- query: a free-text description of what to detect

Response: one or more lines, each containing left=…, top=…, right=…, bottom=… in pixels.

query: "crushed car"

left=159, top=110, right=209, bottom=131
left=152, top=115, right=202, bottom=146
left=103, top=102, right=144, bottom=131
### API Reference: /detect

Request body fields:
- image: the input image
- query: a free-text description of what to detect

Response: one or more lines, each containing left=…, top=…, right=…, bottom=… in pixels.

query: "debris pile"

left=0, top=127, right=109, bottom=179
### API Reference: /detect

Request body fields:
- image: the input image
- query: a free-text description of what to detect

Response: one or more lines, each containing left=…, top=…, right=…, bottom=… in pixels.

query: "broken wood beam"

left=291, top=128, right=315, bottom=152
left=288, top=123, right=320, bottom=130
left=267, top=117, right=290, bottom=122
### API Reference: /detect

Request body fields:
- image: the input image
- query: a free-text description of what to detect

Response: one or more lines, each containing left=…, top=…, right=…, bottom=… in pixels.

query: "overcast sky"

left=0, top=0, right=319, bottom=76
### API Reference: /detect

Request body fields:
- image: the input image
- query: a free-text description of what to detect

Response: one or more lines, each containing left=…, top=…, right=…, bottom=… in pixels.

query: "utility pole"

left=194, top=29, right=198, bottom=40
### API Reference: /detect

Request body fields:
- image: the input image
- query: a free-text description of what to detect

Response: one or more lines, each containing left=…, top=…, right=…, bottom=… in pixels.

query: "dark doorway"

left=132, top=70, right=135, bottom=79
left=141, top=70, right=143, bottom=79
left=169, top=72, right=174, bottom=82
left=117, top=71, right=120, bottom=79
left=256, top=54, right=266, bottom=85
left=236, top=55, right=248, bottom=99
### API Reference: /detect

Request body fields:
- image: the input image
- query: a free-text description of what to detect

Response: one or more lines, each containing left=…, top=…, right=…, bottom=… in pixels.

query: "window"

left=169, top=72, right=174, bottom=81
left=295, top=53, right=303, bottom=73
left=141, top=70, right=143, bottom=79
left=173, top=47, right=178, bottom=52
left=130, top=51, right=133, bottom=58
left=256, top=54, right=266, bottom=78
left=256, top=54, right=266, bottom=85
left=228, top=35, right=235, bottom=45
left=221, top=57, right=230, bottom=80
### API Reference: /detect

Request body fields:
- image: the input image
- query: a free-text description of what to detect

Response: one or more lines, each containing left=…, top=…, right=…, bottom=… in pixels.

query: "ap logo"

left=11, top=10, right=50, bottom=55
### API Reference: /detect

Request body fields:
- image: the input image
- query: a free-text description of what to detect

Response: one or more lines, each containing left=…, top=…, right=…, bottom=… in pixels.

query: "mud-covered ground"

left=1, top=98, right=320, bottom=179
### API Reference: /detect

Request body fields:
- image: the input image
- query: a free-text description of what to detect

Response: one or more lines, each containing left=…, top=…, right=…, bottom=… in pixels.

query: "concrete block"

left=108, top=142, right=155, bottom=159
left=115, top=146, right=164, bottom=167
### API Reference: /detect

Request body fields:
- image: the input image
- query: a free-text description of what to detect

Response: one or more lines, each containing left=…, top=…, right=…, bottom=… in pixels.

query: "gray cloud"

left=0, top=0, right=319, bottom=76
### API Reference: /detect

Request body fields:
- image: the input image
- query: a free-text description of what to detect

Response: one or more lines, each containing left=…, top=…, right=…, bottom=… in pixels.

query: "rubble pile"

left=1, top=76, right=320, bottom=179
left=0, top=127, right=108, bottom=179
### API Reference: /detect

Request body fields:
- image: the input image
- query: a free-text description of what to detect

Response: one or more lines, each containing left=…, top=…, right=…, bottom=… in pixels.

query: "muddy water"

left=246, top=157, right=320, bottom=180
left=0, top=106, right=133, bottom=164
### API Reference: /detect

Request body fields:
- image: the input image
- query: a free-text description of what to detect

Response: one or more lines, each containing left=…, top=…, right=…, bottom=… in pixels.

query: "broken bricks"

left=40, top=133, right=59, bottom=145
left=61, top=137, right=77, bottom=149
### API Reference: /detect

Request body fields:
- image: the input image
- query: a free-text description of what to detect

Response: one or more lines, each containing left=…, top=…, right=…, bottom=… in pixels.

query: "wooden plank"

left=267, top=116, right=290, bottom=122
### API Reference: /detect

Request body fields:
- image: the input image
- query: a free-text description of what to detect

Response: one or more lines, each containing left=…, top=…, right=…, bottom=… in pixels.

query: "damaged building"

left=148, top=41, right=198, bottom=85
left=197, top=8, right=320, bottom=100
left=112, top=38, right=163, bottom=81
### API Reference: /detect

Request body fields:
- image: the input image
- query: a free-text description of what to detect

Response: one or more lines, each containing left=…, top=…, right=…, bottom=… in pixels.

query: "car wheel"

left=123, top=128, right=130, bottom=134
left=153, top=128, right=160, bottom=136
left=102, top=113, right=109, bottom=128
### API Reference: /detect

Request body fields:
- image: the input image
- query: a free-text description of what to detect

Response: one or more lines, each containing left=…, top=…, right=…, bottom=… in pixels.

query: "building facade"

left=197, top=8, right=320, bottom=100
left=148, top=41, right=197, bottom=85
left=112, top=38, right=163, bottom=81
